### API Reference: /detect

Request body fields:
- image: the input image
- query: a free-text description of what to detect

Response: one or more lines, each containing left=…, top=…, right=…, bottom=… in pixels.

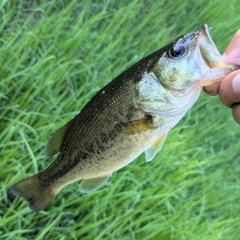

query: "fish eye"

left=169, top=44, right=186, bottom=59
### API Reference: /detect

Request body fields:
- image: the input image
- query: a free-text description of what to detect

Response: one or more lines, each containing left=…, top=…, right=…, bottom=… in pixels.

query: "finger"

left=203, top=82, right=220, bottom=96
left=219, top=70, right=240, bottom=108
left=223, top=29, right=240, bottom=65
left=233, top=104, right=240, bottom=124
left=203, top=29, right=240, bottom=96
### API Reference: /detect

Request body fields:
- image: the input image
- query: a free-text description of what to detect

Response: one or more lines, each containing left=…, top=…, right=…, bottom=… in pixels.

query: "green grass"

left=1, top=0, right=240, bottom=239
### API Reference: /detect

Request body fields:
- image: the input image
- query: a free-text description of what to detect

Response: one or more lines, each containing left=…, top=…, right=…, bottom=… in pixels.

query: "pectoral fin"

left=145, top=133, right=167, bottom=162
left=79, top=174, right=111, bottom=193
left=45, top=119, right=73, bottom=158
left=117, top=115, right=157, bottom=135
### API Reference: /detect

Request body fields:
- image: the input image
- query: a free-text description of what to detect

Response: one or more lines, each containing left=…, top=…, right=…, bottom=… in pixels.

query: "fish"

left=11, top=24, right=239, bottom=212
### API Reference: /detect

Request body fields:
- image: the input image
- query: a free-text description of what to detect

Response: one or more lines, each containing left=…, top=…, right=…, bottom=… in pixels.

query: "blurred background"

left=1, top=0, right=240, bottom=239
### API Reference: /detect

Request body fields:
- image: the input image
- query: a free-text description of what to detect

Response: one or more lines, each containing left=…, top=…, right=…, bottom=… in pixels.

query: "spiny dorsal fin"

left=117, top=115, right=157, bottom=135
left=79, top=174, right=111, bottom=193
left=145, top=133, right=167, bottom=162
left=45, top=119, right=73, bottom=158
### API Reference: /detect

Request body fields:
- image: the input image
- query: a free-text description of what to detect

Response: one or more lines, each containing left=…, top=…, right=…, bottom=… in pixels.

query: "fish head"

left=136, top=24, right=240, bottom=120
left=153, top=24, right=239, bottom=91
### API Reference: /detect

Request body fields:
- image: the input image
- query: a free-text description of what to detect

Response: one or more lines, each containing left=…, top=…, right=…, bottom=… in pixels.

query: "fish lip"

left=194, top=24, right=238, bottom=86
left=196, top=24, right=221, bottom=58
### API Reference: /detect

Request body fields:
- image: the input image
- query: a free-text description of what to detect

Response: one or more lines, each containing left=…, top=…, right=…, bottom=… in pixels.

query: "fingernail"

left=232, top=74, right=240, bottom=95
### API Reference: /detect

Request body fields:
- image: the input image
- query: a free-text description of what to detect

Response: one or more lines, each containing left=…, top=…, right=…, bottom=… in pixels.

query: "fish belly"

left=49, top=128, right=161, bottom=188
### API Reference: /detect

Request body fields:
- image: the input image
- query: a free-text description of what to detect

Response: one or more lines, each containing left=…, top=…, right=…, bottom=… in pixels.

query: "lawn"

left=1, top=0, right=240, bottom=239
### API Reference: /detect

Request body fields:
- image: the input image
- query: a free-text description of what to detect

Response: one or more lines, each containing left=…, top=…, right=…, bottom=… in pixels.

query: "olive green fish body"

left=40, top=57, right=168, bottom=189
left=11, top=24, right=239, bottom=212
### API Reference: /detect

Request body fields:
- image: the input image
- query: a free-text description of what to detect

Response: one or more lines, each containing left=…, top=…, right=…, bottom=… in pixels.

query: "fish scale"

left=11, top=24, right=239, bottom=212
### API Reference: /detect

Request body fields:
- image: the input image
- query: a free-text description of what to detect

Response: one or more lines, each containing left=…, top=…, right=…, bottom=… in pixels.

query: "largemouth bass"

left=11, top=24, right=239, bottom=212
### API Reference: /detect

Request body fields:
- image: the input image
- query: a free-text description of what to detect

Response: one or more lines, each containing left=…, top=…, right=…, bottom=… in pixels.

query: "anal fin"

left=79, top=174, right=111, bottom=193
left=145, top=133, right=167, bottom=162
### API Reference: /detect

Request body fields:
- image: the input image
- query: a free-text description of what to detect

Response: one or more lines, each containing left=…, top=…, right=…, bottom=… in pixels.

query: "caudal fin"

left=11, top=174, right=58, bottom=212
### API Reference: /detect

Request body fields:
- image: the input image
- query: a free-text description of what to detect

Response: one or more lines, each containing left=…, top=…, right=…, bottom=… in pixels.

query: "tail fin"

left=11, top=174, right=58, bottom=212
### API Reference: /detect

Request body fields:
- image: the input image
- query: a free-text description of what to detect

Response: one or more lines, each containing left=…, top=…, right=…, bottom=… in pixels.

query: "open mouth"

left=194, top=24, right=238, bottom=86
left=197, top=24, right=222, bottom=68
left=198, top=24, right=219, bottom=52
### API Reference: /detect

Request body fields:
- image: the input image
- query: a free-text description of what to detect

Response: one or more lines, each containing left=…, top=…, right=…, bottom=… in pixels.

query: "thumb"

left=224, top=29, right=240, bottom=65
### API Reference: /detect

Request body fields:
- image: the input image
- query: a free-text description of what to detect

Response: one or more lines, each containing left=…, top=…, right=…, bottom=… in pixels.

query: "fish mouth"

left=197, top=24, right=220, bottom=67
left=197, top=24, right=224, bottom=69
left=195, top=24, right=238, bottom=86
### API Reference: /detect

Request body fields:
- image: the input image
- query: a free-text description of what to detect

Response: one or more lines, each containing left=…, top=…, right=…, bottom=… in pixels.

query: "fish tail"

left=11, top=174, right=58, bottom=212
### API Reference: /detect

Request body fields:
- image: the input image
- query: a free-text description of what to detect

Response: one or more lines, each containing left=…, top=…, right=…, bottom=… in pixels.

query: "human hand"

left=204, top=29, right=240, bottom=124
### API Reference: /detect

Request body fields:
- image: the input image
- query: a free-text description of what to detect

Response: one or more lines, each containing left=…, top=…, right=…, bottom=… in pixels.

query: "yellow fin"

left=117, top=115, right=157, bottom=135
left=45, top=119, right=73, bottom=158
left=145, top=133, right=167, bottom=162
left=79, top=174, right=111, bottom=193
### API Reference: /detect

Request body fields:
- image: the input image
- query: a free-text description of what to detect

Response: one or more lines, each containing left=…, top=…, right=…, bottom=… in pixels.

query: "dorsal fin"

left=145, top=133, right=167, bottom=162
left=45, top=119, right=73, bottom=158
